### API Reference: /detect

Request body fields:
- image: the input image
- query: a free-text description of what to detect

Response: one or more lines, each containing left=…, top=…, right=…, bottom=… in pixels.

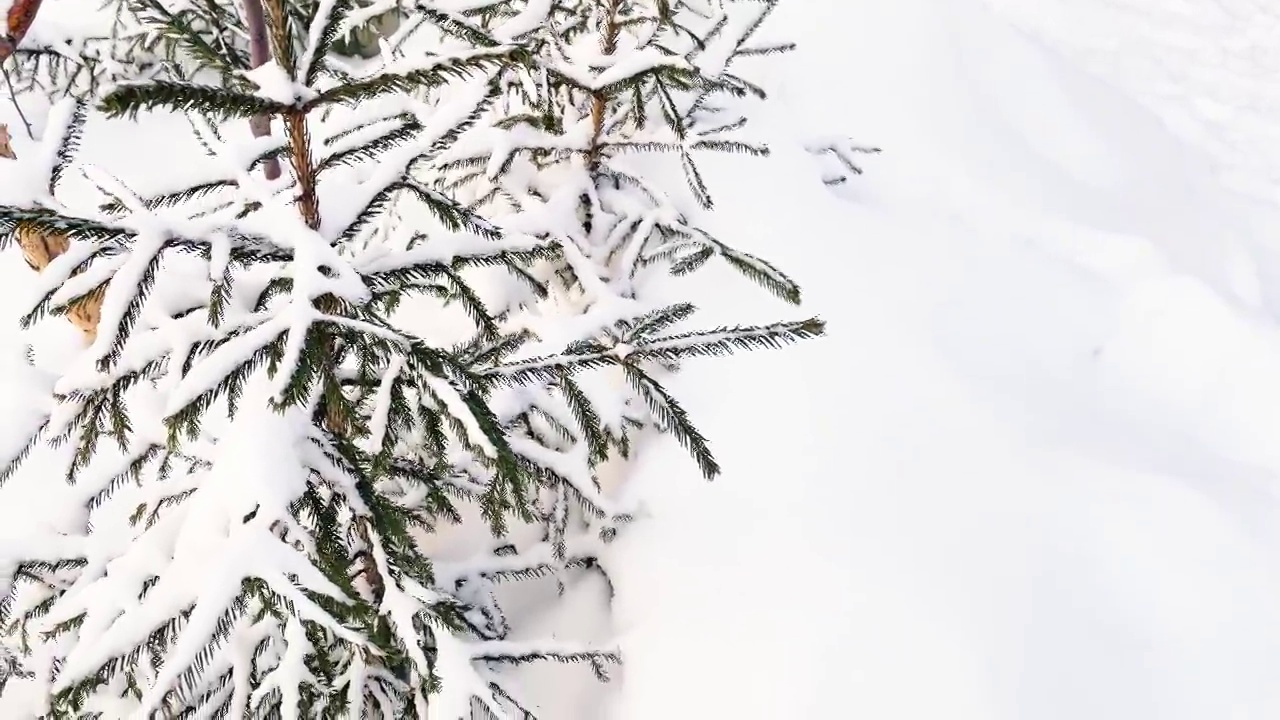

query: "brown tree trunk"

left=586, top=0, right=622, bottom=167
left=242, top=0, right=282, bottom=180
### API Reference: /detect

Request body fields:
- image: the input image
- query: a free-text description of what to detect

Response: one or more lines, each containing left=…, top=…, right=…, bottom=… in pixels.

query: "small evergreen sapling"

left=0, top=0, right=822, bottom=716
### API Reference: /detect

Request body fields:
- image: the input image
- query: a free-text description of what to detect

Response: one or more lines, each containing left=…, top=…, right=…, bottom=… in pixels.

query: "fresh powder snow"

left=600, top=0, right=1280, bottom=718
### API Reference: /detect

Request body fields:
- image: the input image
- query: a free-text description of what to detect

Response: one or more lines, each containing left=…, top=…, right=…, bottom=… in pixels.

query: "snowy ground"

left=4, top=0, right=1280, bottom=718
left=985, top=0, right=1280, bottom=207
left=603, top=0, right=1280, bottom=718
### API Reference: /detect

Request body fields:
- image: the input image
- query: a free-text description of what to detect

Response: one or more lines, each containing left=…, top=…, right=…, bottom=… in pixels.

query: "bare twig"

left=0, top=64, right=32, bottom=139
left=0, top=0, right=43, bottom=140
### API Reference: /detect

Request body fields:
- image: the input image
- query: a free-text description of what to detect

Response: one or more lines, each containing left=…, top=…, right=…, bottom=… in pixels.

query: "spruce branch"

left=98, top=80, right=293, bottom=121
left=318, top=113, right=422, bottom=171
left=47, top=100, right=88, bottom=195
left=307, top=49, right=524, bottom=108
left=413, top=4, right=502, bottom=49
left=472, top=641, right=621, bottom=682
left=299, top=0, right=356, bottom=85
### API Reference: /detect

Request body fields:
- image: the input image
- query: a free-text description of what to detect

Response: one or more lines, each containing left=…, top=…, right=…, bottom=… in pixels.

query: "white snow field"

left=603, top=0, right=1280, bottom=718
left=3, top=0, right=1280, bottom=718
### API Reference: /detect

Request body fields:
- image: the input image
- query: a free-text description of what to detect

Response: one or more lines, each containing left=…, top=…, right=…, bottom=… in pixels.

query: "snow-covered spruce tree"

left=0, top=0, right=822, bottom=717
